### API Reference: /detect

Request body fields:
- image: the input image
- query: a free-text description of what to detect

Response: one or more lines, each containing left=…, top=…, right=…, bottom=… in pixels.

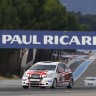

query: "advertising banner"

left=0, top=30, right=96, bottom=49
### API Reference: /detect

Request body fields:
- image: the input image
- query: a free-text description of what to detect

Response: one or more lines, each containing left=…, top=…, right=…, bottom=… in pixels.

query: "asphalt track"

left=0, top=86, right=96, bottom=96
left=74, top=60, right=96, bottom=87
left=73, top=59, right=93, bottom=80
left=0, top=58, right=96, bottom=96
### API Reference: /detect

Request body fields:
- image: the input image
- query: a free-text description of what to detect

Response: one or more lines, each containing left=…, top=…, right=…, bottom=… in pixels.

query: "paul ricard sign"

left=0, top=30, right=96, bottom=49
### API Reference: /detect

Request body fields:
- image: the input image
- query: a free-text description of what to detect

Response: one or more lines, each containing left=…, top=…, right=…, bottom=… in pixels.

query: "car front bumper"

left=22, top=77, right=53, bottom=87
left=84, top=83, right=96, bottom=87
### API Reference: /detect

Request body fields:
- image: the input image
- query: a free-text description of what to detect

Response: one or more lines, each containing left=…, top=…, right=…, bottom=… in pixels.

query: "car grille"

left=30, top=81, right=40, bottom=85
left=88, top=83, right=93, bottom=86
left=28, top=74, right=43, bottom=86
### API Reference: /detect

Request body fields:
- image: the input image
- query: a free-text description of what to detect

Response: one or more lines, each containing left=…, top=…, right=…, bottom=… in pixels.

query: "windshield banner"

left=0, top=30, right=96, bottom=49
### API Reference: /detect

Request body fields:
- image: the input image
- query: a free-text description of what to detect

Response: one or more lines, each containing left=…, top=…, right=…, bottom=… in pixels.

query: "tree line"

left=72, top=11, right=96, bottom=31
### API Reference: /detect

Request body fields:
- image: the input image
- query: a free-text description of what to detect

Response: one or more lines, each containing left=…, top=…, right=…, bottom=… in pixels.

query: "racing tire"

left=50, top=79, right=57, bottom=89
left=67, top=78, right=74, bottom=89
left=23, top=86, right=29, bottom=89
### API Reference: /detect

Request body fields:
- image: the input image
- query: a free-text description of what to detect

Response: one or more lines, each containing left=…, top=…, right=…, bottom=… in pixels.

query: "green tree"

left=0, top=0, right=20, bottom=29
left=79, top=24, right=91, bottom=31
left=67, top=12, right=80, bottom=31
left=34, top=0, right=67, bottom=30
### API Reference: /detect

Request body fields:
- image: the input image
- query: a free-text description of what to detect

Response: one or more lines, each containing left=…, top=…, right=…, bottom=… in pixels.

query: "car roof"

left=85, top=77, right=96, bottom=80
left=34, top=61, right=66, bottom=66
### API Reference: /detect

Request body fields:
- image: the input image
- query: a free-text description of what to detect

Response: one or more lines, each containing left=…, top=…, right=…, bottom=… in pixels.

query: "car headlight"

left=44, top=73, right=53, bottom=78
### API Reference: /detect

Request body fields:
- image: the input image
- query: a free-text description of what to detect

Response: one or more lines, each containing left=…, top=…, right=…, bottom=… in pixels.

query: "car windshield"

left=86, top=78, right=96, bottom=81
left=29, top=65, right=56, bottom=71
left=85, top=77, right=96, bottom=81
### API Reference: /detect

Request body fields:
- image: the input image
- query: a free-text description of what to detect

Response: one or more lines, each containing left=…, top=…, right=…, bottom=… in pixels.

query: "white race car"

left=22, top=61, right=74, bottom=89
left=84, top=77, right=96, bottom=87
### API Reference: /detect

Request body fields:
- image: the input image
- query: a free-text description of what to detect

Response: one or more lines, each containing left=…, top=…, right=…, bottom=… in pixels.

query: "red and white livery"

left=22, top=61, right=74, bottom=89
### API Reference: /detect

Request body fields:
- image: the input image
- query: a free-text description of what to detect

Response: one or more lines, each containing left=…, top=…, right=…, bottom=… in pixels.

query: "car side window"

left=62, top=64, right=66, bottom=71
left=65, top=65, right=69, bottom=69
left=65, top=65, right=70, bottom=72
left=57, top=63, right=64, bottom=72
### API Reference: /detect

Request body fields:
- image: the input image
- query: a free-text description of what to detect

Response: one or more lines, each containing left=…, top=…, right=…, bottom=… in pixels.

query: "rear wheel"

left=67, top=78, right=74, bottom=89
left=23, top=86, right=29, bottom=89
left=50, top=79, right=57, bottom=89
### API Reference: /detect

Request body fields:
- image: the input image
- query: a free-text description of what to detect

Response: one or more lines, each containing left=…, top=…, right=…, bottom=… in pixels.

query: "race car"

left=83, top=77, right=96, bottom=87
left=22, top=61, right=74, bottom=89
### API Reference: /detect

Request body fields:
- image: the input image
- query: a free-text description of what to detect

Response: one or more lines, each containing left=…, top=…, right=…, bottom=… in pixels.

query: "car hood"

left=26, top=70, right=54, bottom=77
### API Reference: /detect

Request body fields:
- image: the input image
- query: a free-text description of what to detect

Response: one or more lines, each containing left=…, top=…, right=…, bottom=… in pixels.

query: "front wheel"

left=23, top=86, right=29, bottom=89
left=50, top=79, right=57, bottom=89
left=67, top=78, right=74, bottom=89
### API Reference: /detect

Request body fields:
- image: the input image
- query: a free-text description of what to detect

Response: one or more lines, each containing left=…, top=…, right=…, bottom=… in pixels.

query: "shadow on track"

left=0, top=86, right=96, bottom=92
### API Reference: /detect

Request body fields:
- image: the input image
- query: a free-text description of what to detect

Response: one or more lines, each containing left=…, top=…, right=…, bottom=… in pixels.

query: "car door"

left=64, top=65, right=72, bottom=82
left=57, top=63, right=65, bottom=86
